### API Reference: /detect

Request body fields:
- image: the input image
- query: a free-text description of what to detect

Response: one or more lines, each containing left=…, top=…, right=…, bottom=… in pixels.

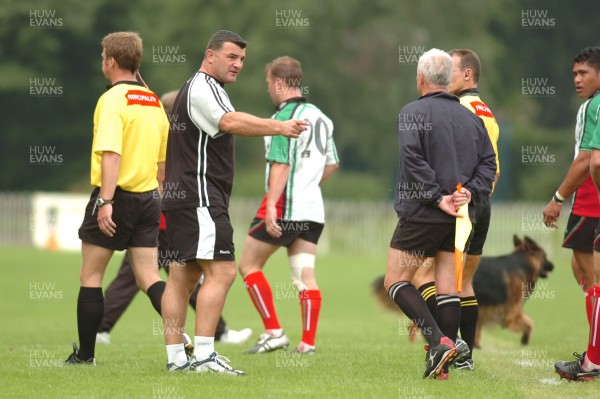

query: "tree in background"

left=1, top=0, right=596, bottom=200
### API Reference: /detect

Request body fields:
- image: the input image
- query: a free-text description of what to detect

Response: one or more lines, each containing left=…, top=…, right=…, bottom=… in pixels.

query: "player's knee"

left=591, top=152, right=600, bottom=170
left=383, top=275, right=405, bottom=292
left=238, top=261, right=256, bottom=278
left=580, top=275, right=596, bottom=291
left=289, top=253, right=315, bottom=291
left=221, top=263, right=238, bottom=284
left=237, top=261, right=247, bottom=276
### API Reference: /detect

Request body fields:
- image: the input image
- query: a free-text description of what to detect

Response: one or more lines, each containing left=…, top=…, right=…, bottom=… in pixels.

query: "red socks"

left=300, top=290, right=322, bottom=346
left=586, top=288, right=594, bottom=326
left=582, top=278, right=593, bottom=325
left=244, top=271, right=281, bottom=330
left=245, top=271, right=322, bottom=346
left=586, top=285, right=600, bottom=364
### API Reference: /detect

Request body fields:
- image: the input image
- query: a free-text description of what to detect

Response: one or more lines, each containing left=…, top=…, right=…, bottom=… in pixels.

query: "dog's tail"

left=372, top=275, right=386, bottom=294
left=371, top=275, right=422, bottom=342
left=371, top=275, right=399, bottom=313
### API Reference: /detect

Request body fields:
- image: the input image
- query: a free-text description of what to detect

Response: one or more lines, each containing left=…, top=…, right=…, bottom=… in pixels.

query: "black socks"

left=388, top=281, right=444, bottom=347
left=77, top=287, right=104, bottom=360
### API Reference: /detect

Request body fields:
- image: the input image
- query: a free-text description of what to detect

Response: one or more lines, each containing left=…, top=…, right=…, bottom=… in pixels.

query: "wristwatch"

left=95, top=197, right=114, bottom=207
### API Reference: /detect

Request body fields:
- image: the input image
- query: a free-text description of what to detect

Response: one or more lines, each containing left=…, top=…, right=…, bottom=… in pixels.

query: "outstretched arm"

left=219, top=112, right=308, bottom=138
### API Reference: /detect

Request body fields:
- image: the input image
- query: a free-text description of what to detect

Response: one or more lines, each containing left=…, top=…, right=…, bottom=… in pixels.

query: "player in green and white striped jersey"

left=239, top=56, right=339, bottom=355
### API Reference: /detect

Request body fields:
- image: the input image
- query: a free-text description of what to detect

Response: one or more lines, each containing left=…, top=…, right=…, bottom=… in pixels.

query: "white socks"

left=166, top=343, right=187, bottom=367
left=166, top=336, right=216, bottom=365
left=194, top=336, right=215, bottom=360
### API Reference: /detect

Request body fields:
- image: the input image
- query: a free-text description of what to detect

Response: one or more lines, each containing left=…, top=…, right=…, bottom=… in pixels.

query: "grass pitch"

left=0, top=246, right=597, bottom=398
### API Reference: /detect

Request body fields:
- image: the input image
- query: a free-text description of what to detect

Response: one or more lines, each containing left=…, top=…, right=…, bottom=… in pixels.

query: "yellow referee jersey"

left=90, top=82, right=168, bottom=192
left=458, top=90, right=500, bottom=178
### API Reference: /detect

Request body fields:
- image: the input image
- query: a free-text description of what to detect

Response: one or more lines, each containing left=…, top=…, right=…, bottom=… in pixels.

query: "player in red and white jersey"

left=553, top=46, right=600, bottom=381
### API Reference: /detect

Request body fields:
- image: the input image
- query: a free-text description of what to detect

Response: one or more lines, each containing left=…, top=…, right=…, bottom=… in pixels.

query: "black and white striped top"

left=162, top=72, right=235, bottom=210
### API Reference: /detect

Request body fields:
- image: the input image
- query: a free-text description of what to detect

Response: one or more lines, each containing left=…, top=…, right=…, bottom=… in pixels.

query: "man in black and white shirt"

left=161, top=30, right=307, bottom=375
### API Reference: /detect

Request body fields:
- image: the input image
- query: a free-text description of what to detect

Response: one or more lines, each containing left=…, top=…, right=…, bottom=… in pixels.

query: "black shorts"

left=592, top=218, right=600, bottom=252
left=78, top=187, right=160, bottom=251
left=467, top=201, right=491, bottom=255
left=390, top=218, right=472, bottom=258
left=156, top=228, right=174, bottom=268
left=164, top=206, right=235, bottom=262
left=563, top=214, right=598, bottom=252
left=248, top=218, right=324, bottom=247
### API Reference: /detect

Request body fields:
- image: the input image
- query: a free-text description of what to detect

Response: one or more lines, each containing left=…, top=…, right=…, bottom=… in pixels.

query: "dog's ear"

left=513, top=235, right=522, bottom=248
left=523, top=236, right=539, bottom=253
left=524, top=236, right=537, bottom=248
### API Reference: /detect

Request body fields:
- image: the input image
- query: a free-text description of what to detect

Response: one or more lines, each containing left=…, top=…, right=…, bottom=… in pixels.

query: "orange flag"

left=455, top=183, right=472, bottom=293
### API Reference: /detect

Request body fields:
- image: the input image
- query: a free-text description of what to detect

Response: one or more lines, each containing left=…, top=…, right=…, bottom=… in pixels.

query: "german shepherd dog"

left=372, top=235, right=554, bottom=347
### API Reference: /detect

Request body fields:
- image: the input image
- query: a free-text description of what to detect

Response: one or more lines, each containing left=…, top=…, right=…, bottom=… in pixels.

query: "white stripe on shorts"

left=196, top=207, right=216, bottom=260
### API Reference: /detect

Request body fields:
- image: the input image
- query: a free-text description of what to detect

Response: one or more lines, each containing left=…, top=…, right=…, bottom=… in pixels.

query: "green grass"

left=0, top=246, right=598, bottom=398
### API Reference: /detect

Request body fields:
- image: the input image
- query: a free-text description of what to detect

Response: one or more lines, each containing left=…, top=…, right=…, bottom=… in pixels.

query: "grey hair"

left=417, top=48, right=453, bottom=87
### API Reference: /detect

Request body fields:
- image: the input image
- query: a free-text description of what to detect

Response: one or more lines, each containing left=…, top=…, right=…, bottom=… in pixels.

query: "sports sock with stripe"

left=388, top=281, right=444, bottom=348
left=299, top=290, right=321, bottom=346
left=584, top=285, right=600, bottom=367
left=417, top=281, right=438, bottom=321
left=436, top=294, right=461, bottom=342
left=244, top=271, right=281, bottom=330
left=582, top=279, right=593, bottom=326
left=459, top=296, right=478, bottom=357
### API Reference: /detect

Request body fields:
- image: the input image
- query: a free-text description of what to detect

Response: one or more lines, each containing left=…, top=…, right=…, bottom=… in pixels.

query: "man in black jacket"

left=383, top=48, right=496, bottom=379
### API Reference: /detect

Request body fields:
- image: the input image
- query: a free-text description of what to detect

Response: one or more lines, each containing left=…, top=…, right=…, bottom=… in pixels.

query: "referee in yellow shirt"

left=65, top=31, right=169, bottom=365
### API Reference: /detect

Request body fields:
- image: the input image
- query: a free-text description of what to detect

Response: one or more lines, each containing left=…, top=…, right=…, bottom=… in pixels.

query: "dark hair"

left=449, top=49, right=481, bottom=83
left=574, top=47, right=600, bottom=71
left=206, top=30, right=247, bottom=51
left=266, top=56, right=303, bottom=88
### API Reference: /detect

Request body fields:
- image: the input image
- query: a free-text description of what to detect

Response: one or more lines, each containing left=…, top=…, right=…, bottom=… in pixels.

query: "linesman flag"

left=454, top=183, right=472, bottom=293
